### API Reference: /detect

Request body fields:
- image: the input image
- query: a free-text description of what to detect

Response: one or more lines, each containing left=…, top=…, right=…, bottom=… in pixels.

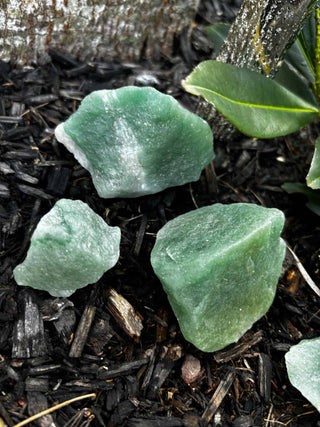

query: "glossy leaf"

left=274, top=60, right=317, bottom=105
left=206, top=19, right=315, bottom=84
left=279, top=40, right=315, bottom=85
left=307, top=137, right=320, bottom=189
left=205, top=23, right=230, bottom=53
left=183, top=60, right=319, bottom=138
left=297, top=8, right=316, bottom=76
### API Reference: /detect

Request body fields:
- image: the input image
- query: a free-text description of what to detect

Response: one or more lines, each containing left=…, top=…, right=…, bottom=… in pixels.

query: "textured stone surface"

left=286, top=338, right=320, bottom=412
left=14, top=199, right=121, bottom=297
left=151, top=203, right=286, bottom=352
left=55, top=86, right=214, bottom=198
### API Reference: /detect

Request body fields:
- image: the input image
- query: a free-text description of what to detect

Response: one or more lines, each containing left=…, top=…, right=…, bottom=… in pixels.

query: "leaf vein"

left=186, top=84, right=319, bottom=113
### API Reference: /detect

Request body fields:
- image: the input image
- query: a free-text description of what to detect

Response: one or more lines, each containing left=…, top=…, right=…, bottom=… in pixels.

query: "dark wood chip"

left=107, top=288, right=143, bottom=339
left=26, top=392, right=56, bottom=427
left=98, top=358, right=149, bottom=380
left=201, top=369, right=235, bottom=422
left=69, top=304, right=96, bottom=358
left=258, top=353, right=272, bottom=401
left=12, top=291, right=47, bottom=358
left=16, top=184, right=54, bottom=199
left=214, top=331, right=264, bottom=363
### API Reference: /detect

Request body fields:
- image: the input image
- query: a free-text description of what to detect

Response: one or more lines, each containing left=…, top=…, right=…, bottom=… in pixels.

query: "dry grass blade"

left=13, top=393, right=96, bottom=427
left=287, top=245, right=320, bottom=297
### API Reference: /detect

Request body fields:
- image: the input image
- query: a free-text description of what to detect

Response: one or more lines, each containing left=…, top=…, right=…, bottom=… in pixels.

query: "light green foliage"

left=13, top=199, right=121, bottom=297
left=307, top=137, right=320, bottom=188
left=205, top=23, right=230, bottom=53
left=151, top=203, right=285, bottom=352
left=286, top=338, right=320, bottom=412
left=183, top=60, right=319, bottom=139
left=187, top=11, right=320, bottom=199
left=55, top=86, right=214, bottom=198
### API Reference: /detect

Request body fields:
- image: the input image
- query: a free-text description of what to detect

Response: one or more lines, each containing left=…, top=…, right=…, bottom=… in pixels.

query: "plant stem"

left=314, top=6, right=320, bottom=104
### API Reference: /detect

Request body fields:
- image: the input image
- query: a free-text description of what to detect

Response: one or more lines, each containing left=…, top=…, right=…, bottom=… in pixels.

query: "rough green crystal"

left=55, top=86, right=214, bottom=198
left=13, top=199, right=121, bottom=297
left=286, top=338, right=320, bottom=412
left=150, top=203, right=286, bottom=352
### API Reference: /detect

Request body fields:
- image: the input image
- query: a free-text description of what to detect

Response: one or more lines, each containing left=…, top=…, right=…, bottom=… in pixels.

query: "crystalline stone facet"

left=13, top=199, right=121, bottom=297
left=150, top=203, right=286, bottom=352
left=286, top=338, right=320, bottom=412
left=55, top=86, right=214, bottom=198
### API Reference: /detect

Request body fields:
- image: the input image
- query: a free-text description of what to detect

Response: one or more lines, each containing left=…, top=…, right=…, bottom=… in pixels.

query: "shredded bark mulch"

left=1, top=1, right=320, bottom=426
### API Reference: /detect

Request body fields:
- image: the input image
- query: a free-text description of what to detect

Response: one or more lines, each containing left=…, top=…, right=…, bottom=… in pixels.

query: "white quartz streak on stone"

left=54, top=86, right=214, bottom=199
left=115, top=117, right=147, bottom=192
left=101, top=88, right=146, bottom=191
left=55, top=123, right=91, bottom=172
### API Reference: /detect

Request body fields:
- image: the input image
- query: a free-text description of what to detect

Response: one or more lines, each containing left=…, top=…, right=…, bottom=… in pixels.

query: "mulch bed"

left=1, top=1, right=320, bottom=426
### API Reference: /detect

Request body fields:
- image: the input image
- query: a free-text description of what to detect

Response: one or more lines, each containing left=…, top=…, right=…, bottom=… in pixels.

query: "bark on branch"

left=218, top=0, right=316, bottom=76
left=197, top=0, right=317, bottom=140
left=0, top=0, right=199, bottom=64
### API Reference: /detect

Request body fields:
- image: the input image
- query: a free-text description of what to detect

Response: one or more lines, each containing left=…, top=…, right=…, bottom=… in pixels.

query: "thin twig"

left=13, top=393, right=96, bottom=427
left=264, top=409, right=317, bottom=426
left=264, top=403, right=274, bottom=427
left=287, top=245, right=320, bottom=298
left=189, top=183, right=199, bottom=209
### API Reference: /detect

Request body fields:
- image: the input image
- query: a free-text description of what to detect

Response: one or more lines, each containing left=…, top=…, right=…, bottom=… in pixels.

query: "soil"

left=1, top=1, right=320, bottom=426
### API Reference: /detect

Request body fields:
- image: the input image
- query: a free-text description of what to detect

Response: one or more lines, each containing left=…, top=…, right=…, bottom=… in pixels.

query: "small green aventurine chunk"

left=55, top=86, right=214, bottom=198
left=150, top=203, right=285, bottom=352
left=285, top=338, right=320, bottom=412
left=13, top=199, right=121, bottom=297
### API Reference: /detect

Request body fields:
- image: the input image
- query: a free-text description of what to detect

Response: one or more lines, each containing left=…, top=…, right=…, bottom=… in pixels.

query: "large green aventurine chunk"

left=151, top=203, right=286, bottom=352
left=13, top=199, right=121, bottom=297
left=55, top=86, right=214, bottom=198
left=286, top=338, right=320, bottom=412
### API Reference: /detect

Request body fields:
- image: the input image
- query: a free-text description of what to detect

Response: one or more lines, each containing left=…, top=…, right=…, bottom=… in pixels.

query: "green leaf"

left=205, top=23, right=231, bottom=53
left=279, top=40, right=315, bottom=85
left=286, top=338, right=320, bottom=413
left=183, top=60, right=319, bottom=138
left=282, top=182, right=320, bottom=216
left=274, top=60, right=317, bottom=106
left=297, top=8, right=317, bottom=76
left=307, top=137, right=320, bottom=189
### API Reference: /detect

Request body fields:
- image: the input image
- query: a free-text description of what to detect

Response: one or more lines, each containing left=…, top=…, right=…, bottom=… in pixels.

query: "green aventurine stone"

left=13, top=199, right=121, bottom=297
left=285, top=338, right=320, bottom=412
left=151, top=203, right=286, bottom=353
left=54, top=86, right=214, bottom=198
